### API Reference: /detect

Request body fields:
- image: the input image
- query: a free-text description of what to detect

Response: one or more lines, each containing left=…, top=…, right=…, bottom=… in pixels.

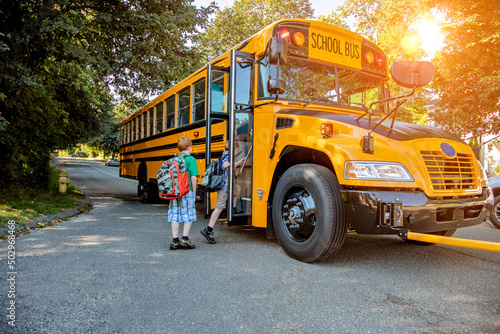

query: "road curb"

left=0, top=195, right=92, bottom=236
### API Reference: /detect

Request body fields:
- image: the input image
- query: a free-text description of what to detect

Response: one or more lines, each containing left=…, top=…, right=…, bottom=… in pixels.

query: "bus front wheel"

left=272, top=164, right=346, bottom=263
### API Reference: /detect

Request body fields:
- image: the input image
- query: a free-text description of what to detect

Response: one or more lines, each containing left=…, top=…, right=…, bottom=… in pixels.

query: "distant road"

left=0, top=157, right=498, bottom=333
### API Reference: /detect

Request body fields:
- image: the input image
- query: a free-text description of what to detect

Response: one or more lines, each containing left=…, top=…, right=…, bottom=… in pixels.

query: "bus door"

left=227, top=50, right=254, bottom=225
left=204, top=64, right=229, bottom=218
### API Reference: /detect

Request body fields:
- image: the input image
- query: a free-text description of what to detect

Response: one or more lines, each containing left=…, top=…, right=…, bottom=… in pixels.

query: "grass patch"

left=0, top=166, right=84, bottom=228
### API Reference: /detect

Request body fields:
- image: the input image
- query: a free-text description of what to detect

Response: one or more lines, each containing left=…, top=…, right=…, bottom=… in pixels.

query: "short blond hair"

left=178, top=136, right=192, bottom=151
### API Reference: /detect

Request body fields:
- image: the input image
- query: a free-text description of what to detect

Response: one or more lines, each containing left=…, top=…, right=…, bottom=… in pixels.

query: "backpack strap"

left=168, top=198, right=183, bottom=209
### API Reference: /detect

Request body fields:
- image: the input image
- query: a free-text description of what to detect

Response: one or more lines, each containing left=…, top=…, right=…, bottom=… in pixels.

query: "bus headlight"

left=344, top=161, right=414, bottom=181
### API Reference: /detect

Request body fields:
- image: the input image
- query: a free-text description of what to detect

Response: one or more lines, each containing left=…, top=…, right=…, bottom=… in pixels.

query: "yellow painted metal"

left=406, top=232, right=500, bottom=252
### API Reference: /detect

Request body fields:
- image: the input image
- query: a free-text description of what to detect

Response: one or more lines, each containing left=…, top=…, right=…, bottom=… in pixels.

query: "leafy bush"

left=75, top=150, right=89, bottom=158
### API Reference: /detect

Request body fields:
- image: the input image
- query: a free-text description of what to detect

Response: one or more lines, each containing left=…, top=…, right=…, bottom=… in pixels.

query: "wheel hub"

left=282, top=190, right=317, bottom=241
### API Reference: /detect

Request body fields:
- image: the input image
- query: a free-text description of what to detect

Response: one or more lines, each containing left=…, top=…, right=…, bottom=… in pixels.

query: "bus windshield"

left=259, top=57, right=386, bottom=112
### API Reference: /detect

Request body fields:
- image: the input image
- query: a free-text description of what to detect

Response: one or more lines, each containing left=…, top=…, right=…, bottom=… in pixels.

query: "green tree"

left=431, top=0, right=500, bottom=136
left=197, top=0, right=314, bottom=60
left=331, top=0, right=437, bottom=124
left=96, top=97, right=144, bottom=159
left=315, top=13, right=350, bottom=30
left=0, top=0, right=213, bottom=189
left=334, top=0, right=429, bottom=60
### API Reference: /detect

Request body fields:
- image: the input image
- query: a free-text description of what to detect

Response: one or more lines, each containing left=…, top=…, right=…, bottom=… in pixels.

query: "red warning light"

left=278, top=28, right=291, bottom=42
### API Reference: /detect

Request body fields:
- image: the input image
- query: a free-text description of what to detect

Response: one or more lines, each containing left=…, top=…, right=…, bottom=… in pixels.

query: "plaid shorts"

left=167, top=191, right=197, bottom=224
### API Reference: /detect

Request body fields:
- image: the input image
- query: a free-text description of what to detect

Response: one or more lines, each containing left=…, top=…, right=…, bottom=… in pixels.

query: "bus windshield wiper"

left=357, top=87, right=416, bottom=154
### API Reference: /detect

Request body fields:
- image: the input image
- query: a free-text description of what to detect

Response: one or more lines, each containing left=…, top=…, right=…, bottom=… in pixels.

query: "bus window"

left=337, top=68, right=385, bottom=112
left=165, top=96, right=175, bottom=130
left=131, top=118, right=136, bottom=141
left=258, top=57, right=385, bottom=111
left=235, top=58, right=253, bottom=105
left=138, top=113, right=142, bottom=139
left=211, top=71, right=226, bottom=113
left=284, top=60, right=338, bottom=103
left=127, top=122, right=130, bottom=143
left=155, top=102, right=163, bottom=134
left=148, top=108, right=154, bottom=136
left=142, top=113, right=147, bottom=138
left=259, top=57, right=338, bottom=103
left=178, top=87, right=190, bottom=127
left=193, top=79, right=205, bottom=122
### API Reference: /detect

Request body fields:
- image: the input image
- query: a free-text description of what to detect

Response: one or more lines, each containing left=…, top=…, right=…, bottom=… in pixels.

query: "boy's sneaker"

left=179, top=238, right=196, bottom=249
left=170, top=240, right=180, bottom=250
left=201, top=227, right=216, bottom=244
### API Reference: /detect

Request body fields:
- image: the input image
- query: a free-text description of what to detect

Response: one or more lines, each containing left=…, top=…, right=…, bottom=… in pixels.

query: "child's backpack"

left=157, top=154, right=190, bottom=200
left=201, top=155, right=225, bottom=192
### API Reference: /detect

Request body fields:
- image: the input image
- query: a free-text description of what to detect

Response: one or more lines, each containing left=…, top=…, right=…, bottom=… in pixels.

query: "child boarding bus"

left=119, top=19, right=493, bottom=263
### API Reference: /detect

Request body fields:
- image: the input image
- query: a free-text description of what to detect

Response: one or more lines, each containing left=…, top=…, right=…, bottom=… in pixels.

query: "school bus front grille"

left=420, top=151, right=477, bottom=191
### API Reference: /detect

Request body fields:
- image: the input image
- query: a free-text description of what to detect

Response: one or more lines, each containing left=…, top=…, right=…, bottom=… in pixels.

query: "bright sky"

left=193, top=0, right=341, bottom=18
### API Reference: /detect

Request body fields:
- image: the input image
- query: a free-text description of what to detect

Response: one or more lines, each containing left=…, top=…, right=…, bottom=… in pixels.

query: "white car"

left=106, top=159, right=119, bottom=167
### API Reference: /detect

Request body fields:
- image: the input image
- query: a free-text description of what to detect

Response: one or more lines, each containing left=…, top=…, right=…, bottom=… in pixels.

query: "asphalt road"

left=1, top=157, right=499, bottom=333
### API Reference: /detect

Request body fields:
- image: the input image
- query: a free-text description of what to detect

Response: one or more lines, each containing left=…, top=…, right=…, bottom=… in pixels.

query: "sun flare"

left=415, top=19, right=445, bottom=59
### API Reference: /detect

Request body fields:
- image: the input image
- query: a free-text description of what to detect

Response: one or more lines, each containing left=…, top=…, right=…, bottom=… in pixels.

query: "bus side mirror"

left=267, top=36, right=288, bottom=96
left=391, top=61, right=434, bottom=88
left=268, top=36, right=288, bottom=65
left=268, top=79, right=284, bottom=95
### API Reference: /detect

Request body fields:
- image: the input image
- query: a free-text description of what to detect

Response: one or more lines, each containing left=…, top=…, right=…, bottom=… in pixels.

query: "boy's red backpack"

left=157, top=154, right=190, bottom=200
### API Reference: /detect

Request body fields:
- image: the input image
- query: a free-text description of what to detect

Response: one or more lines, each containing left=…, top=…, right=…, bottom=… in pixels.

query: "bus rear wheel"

left=140, top=182, right=150, bottom=203
left=272, top=164, right=346, bottom=263
left=139, top=180, right=157, bottom=204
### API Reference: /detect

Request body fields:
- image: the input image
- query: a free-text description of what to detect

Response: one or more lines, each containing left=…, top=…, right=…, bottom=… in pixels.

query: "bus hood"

left=278, top=109, right=465, bottom=143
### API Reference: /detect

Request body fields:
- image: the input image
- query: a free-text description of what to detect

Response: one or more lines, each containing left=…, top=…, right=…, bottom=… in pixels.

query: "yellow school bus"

left=120, top=19, right=493, bottom=262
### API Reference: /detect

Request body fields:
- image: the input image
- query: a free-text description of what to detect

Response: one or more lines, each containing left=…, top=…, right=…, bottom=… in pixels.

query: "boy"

left=201, top=140, right=242, bottom=244
left=168, top=136, right=199, bottom=250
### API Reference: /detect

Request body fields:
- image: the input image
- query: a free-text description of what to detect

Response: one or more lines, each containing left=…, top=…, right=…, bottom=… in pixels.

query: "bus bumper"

left=343, top=187, right=494, bottom=234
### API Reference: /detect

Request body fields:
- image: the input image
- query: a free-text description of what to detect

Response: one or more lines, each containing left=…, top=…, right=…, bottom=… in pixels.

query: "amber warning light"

left=363, top=51, right=385, bottom=67
left=278, top=28, right=305, bottom=47
left=321, top=123, right=333, bottom=137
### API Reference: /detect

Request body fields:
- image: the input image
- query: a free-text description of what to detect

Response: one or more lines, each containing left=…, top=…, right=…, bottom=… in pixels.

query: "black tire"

left=490, top=195, right=500, bottom=229
left=272, top=164, right=346, bottom=263
left=140, top=182, right=158, bottom=204
left=137, top=162, right=152, bottom=203
left=402, top=229, right=456, bottom=245
left=140, top=182, right=150, bottom=203
left=138, top=179, right=145, bottom=197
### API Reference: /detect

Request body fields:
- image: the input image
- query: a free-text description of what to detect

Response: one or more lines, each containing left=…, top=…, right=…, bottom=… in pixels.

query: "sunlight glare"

left=415, top=19, right=445, bottom=59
